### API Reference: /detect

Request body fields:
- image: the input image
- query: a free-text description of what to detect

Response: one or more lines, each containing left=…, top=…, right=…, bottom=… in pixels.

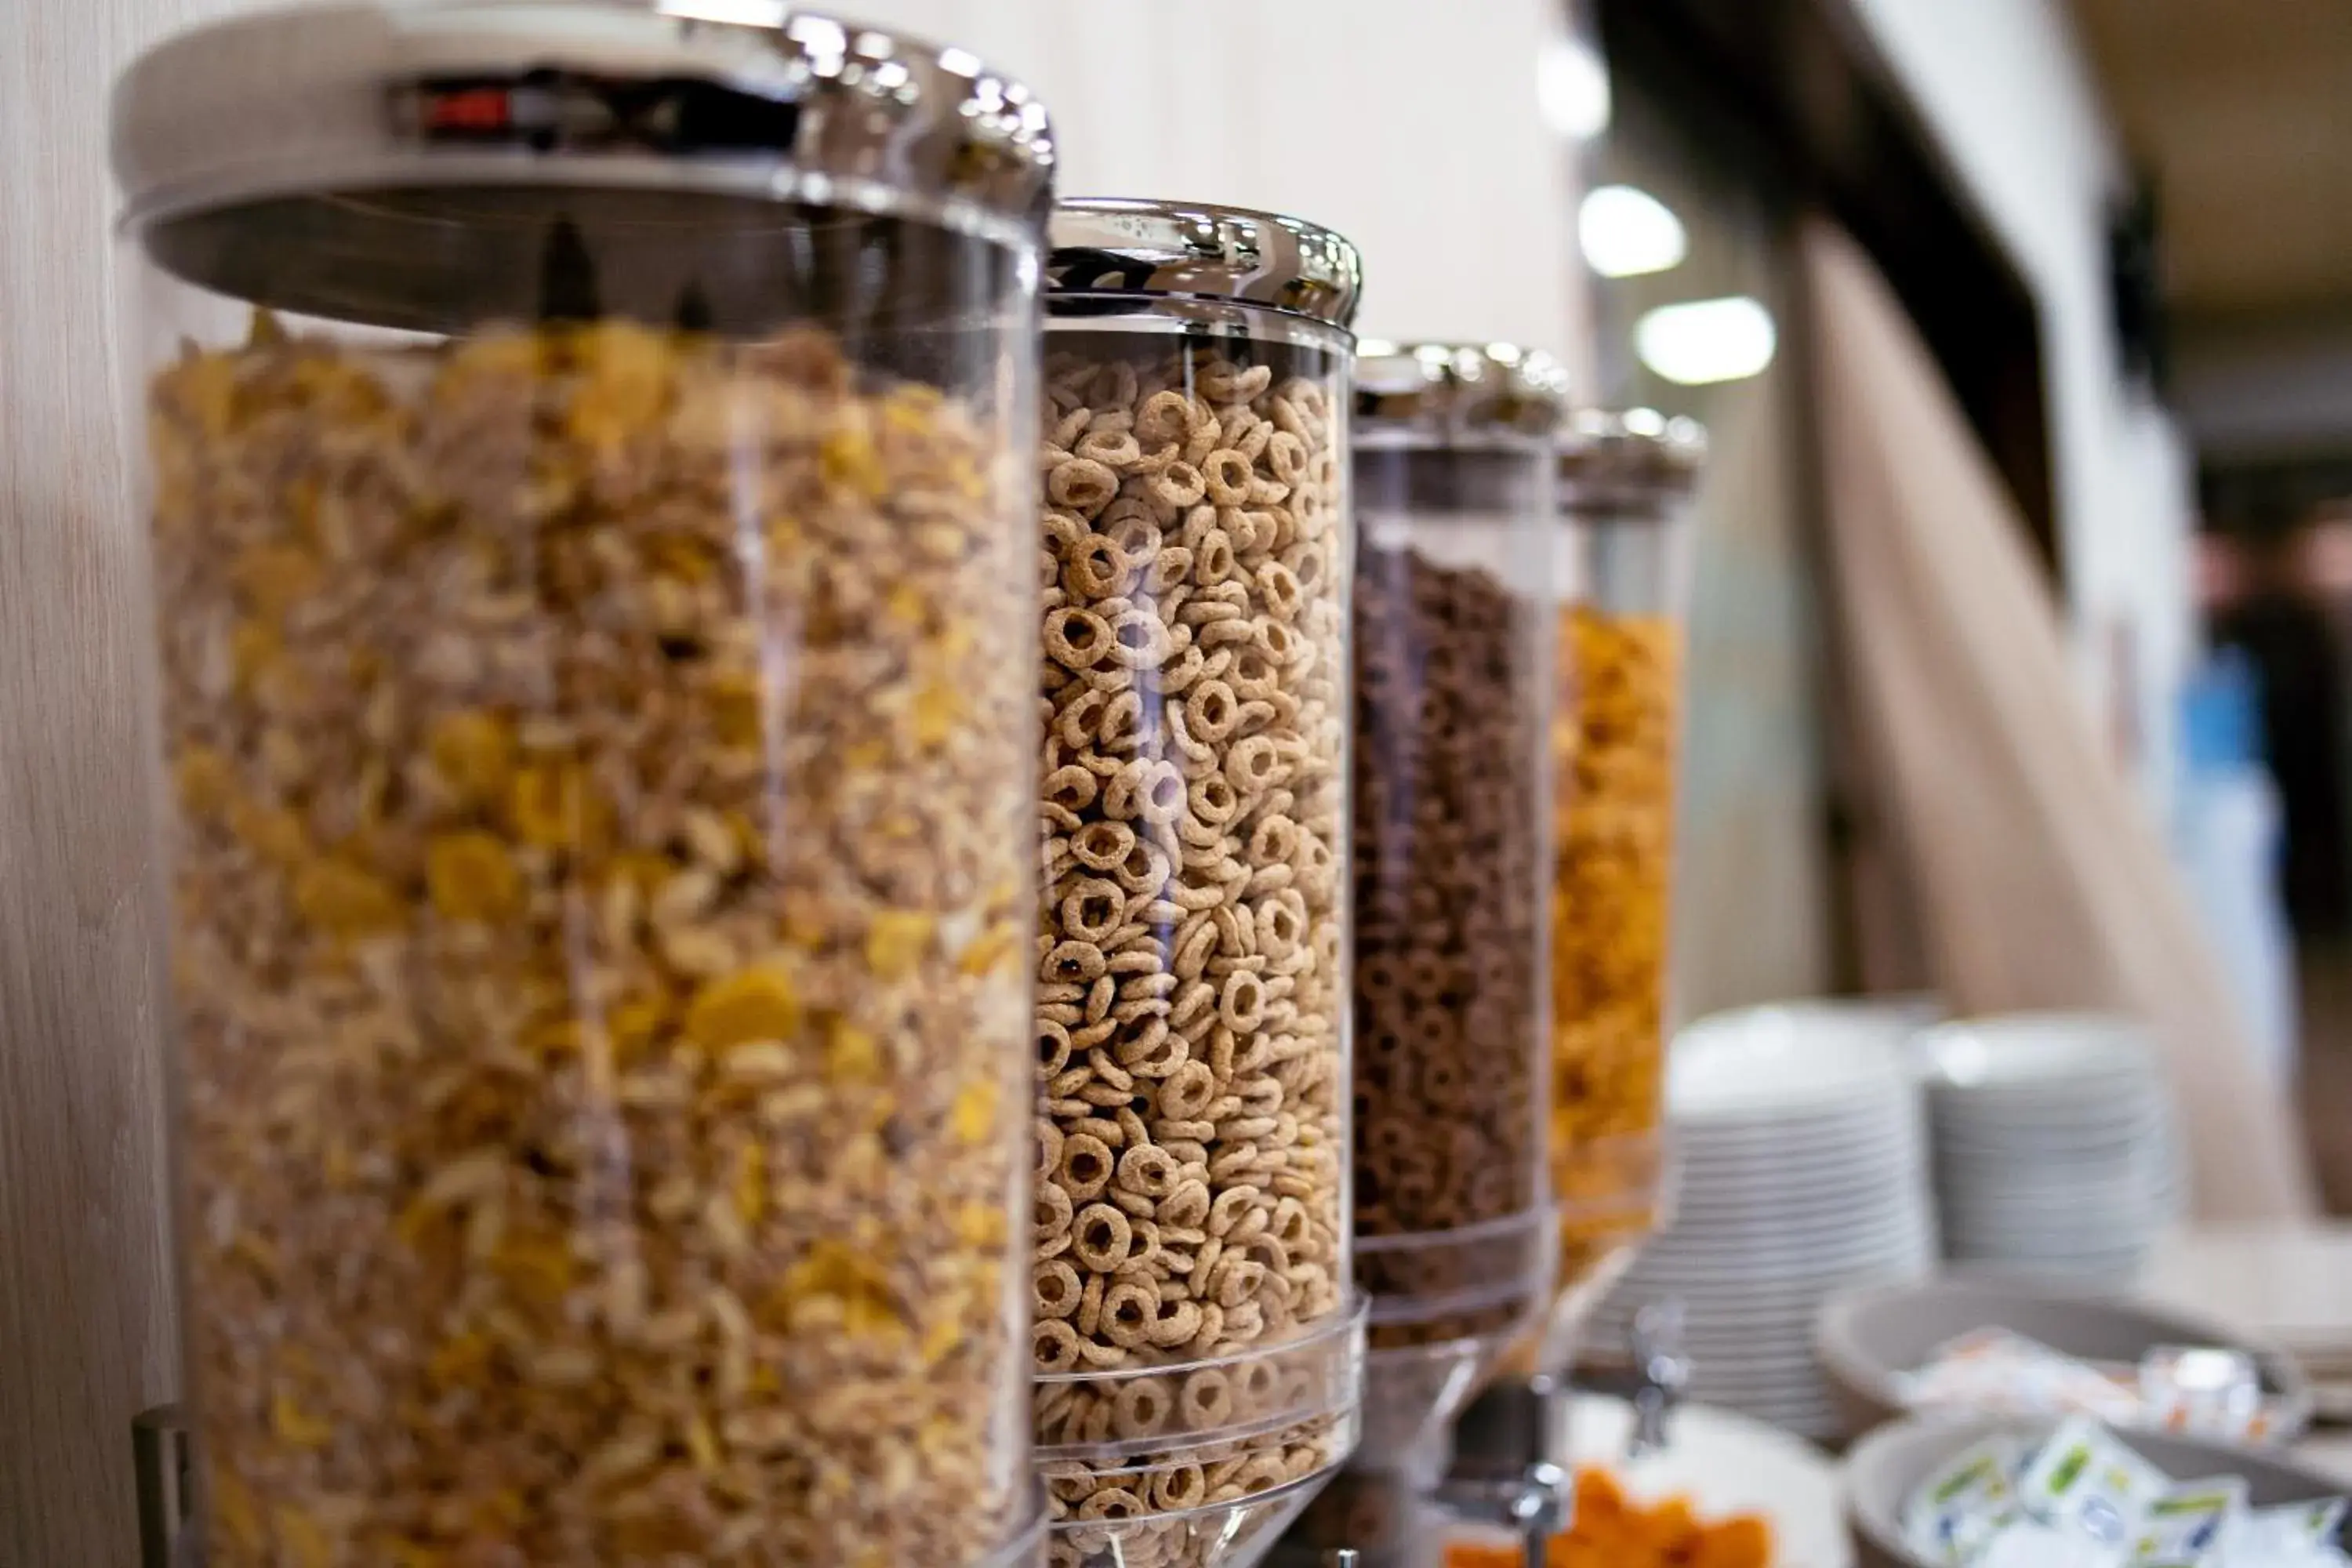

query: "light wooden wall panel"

left=854, top=0, right=1594, bottom=371
left=2, top=0, right=245, bottom=1559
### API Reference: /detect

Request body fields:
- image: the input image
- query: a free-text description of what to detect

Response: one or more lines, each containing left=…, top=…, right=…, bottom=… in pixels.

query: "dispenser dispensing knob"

left=1625, top=1300, right=1690, bottom=1459
left=1432, top=1373, right=1574, bottom=1543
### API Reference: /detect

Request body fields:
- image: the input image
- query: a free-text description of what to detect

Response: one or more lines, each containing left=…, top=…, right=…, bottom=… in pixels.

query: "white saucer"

left=1450, top=1396, right=1853, bottom=1568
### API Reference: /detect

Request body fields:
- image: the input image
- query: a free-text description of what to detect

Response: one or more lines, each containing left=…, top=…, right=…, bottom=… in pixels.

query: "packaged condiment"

left=1901, top=1329, right=2285, bottom=1445
left=1896, top=1418, right=2352, bottom=1568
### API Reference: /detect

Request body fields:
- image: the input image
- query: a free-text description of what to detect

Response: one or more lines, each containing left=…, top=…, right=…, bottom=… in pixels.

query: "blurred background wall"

left=1847, top=0, right=2199, bottom=811
left=860, top=0, right=1595, bottom=372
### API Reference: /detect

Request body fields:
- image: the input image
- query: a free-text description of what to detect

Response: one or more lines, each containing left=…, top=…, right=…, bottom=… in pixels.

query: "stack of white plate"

left=1918, top=1013, right=2183, bottom=1289
left=1589, top=1003, right=1938, bottom=1440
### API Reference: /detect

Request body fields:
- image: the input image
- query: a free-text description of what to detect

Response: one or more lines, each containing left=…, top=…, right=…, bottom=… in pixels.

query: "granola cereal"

left=1548, top=605, right=1678, bottom=1302
left=1032, top=332, right=1356, bottom=1557
left=151, top=315, right=1036, bottom=1566
left=1351, top=545, right=1547, bottom=1346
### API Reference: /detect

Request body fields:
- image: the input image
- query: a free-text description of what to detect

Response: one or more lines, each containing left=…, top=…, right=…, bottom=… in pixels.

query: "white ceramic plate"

left=1681, top=1154, right=1927, bottom=1185
left=1939, top=1194, right=2167, bottom=1221
left=1933, top=1117, right=2169, bottom=1146
left=1667, top=1199, right=1933, bottom=1238
left=1933, top=1118, right=2169, bottom=1148
left=1628, top=1229, right=1933, bottom=1262
left=1684, top=1114, right=1919, bottom=1152
left=1625, top=1240, right=1936, bottom=1280
left=1657, top=1197, right=1934, bottom=1234
left=1631, top=1252, right=1935, bottom=1294
left=1940, top=1203, right=2165, bottom=1226
left=1675, top=1194, right=1929, bottom=1232
left=1449, top=1394, right=1853, bottom=1568
left=1633, top=1232, right=1936, bottom=1279
left=1933, top=1085, right=2166, bottom=1109
left=1677, top=1161, right=1930, bottom=1204
left=1916, top=1013, right=2158, bottom=1088
left=1671, top=1007, right=1921, bottom=1122
left=1940, top=1236, right=2163, bottom=1258
left=1684, top=1128, right=1919, bottom=1166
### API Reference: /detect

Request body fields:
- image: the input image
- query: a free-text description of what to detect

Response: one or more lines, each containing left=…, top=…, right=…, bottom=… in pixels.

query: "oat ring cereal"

left=1035, top=198, right=1367, bottom=1568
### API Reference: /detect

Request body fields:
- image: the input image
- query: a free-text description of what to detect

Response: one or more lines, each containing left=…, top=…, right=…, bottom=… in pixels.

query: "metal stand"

left=1432, top=1374, right=1572, bottom=1564
left=1432, top=1302, right=1690, bottom=1563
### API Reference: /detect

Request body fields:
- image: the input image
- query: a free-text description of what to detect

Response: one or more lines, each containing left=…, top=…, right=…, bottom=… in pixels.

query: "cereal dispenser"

left=1540, top=408, right=1706, bottom=1355
left=1436, top=408, right=1708, bottom=1563
left=112, top=6, right=1051, bottom=1564
left=1266, top=343, right=1565, bottom=1568
left=1033, top=198, right=1369, bottom=1568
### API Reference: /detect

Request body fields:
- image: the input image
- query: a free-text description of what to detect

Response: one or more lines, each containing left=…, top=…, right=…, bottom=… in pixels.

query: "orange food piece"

left=1695, top=1516, right=1773, bottom=1568
left=1446, top=1467, right=1774, bottom=1568
left=1576, top=1467, right=1630, bottom=1527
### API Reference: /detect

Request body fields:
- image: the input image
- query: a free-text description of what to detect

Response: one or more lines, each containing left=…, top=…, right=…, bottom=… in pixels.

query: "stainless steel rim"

left=1353, top=341, right=1569, bottom=439
left=1047, top=197, right=1365, bottom=328
left=1557, top=407, right=1709, bottom=508
left=112, top=2, right=1056, bottom=241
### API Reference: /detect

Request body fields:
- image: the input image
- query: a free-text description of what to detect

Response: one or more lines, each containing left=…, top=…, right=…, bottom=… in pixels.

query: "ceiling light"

left=1580, top=185, right=1688, bottom=278
left=658, top=0, right=788, bottom=25
left=1634, top=296, right=1777, bottom=385
left=1537, top=34, right=1611, bottom=141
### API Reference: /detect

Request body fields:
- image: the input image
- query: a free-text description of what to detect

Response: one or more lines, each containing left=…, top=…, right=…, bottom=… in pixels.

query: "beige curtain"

left=1802, top=219, right=2315, bottom=1221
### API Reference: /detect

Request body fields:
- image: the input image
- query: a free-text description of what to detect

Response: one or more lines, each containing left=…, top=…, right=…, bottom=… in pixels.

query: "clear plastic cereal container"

left=1261, top=344, right=1563, bottom=1568
left=1348, top=343, right=1562, bottom=1375
left=1034, top=198, right=1367, bottom=1568
left=112, top=6, right=1052, bottom=1564
left=1538, top=409, right=1708, bottom=1367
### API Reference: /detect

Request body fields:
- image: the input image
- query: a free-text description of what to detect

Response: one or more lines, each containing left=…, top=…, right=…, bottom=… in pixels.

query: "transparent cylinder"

left=1034, top=299, right=1363, bottom=1567
left=1349, top=440, right=1555, bottom=1461
left=125, top=194, right=1042, bottom=1563
left=1538, top=437, right=1700, bottom=1365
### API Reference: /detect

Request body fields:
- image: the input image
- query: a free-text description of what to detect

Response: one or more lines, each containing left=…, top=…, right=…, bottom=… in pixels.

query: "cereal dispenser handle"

left=1563, top=1298, right=1689, bottom=1457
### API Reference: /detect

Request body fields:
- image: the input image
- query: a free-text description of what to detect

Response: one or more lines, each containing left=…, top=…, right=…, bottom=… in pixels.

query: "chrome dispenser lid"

left=1558, top=407, right=1709, bottom=507
left=1354, top=341, right=1570, bottom=439
left=1046, top=198, right=1365, bottom=328
left=112, top=2, right=1057, bottom=242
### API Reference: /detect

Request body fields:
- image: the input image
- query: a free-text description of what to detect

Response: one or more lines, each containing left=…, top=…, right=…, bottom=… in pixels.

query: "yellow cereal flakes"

left=293, top=857, right=404, bottom=936
left=684, top=961, right=803, bottom=1049
left=426, top=710, right=514, bottom=804
left=863, top=910, right=933, bottom=980
left=1549, top=607, right=1679, bottom=1287
left=152, top=319, right=1031, bottom=1565
left=426, top=831, right=522, bottom=921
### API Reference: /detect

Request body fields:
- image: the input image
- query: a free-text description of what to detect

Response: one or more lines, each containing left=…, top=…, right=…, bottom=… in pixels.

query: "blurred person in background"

left=2212, top=523, right=2352, bottom=940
